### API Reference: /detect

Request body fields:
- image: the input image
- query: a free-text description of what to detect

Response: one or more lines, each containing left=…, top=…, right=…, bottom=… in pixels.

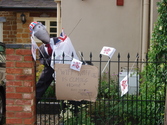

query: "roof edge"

left=0, top=6, right=56, bottom=9
left=0, top=6, right=57, bottom=11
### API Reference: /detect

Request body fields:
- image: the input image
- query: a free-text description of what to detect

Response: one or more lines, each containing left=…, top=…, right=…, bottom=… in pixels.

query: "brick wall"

left=5, top=44, right=36, bottom=125
left=0, top=11, right=33, bottom=44
left=0, top=11, right=17, bottom=43
left=16, top=12, right=33, bottom=44
left=0, top=11, right=56, bottom=44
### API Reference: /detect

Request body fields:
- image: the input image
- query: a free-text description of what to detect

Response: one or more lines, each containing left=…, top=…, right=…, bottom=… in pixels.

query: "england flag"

left=50, top=29, right=79, bottom=69
left=100, top=46, right=116, bottom=58
left=120, top=75, right=128, bottom=96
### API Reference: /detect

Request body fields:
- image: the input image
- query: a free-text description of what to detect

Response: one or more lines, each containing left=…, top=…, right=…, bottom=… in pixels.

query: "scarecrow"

left=29, top=22, right=58, bottom=103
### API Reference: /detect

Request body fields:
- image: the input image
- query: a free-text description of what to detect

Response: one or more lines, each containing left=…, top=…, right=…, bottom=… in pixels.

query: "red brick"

left=12, top=25, right=17, bottom=30
left=6, top=74, right=15, bottom=80
left=6, top=112, right=15, bottom=117
left=6, top=49, right=15, bottom=55
left=16, top=87, right=33, bottom=93
left=6, top=118, right=22, bottom=124
left=24, top=55, right=33, bottom=61
left=6, top=81, right=22, bottom=86
left=15, top=112, right=32, bottom=118
left=16, top=62, right=33, bottom=68
left=22, top=34, right=29, bottom=38
left=6, top=105, right=23, bottom=111
left=15, top=100, right=31, bottom=105
left=17, top=38, right=23, bottom=43
left=31, top=105, right=36, bottom=113
left=17, top=28, right=23, bottom=32
left=6, top=93, right=22, bottom=99
left=15, top=75, right=34, bottom=81
left=24, top=117, right=36, bottom=125
left=6, top=99, right=15, bottom=105
left=6, top=62, right=15, bottom=67
left=3, top=30, right=9, bottom=34
left=23, top=93, right=34, bottom=99
left=6, top=55, right=22, bottom=61
left=3, top=38, right=10, bottom=41
left=4, top=26, right=11, bottom=30
left=6, top=87, right=15, bottom=93
left=24, top=81, right=33, bottom=87
left=16, top=34, right=21, bottom=38
left=16, top=49, right=31, bottom=55
left=6, top=68, right=23, bottom=74
left=8, top=34, right=16, bottom=38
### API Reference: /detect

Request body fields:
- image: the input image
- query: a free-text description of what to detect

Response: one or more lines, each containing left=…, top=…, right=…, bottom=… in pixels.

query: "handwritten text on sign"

left=55, top=64, right=99, bottom=102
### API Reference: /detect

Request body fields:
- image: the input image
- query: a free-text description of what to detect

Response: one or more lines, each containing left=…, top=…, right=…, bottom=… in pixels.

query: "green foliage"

left=141, top=1, right=167, bottom=95
left=86, top=72, right=123, bottom=125
left=138, top=1, right=167, bottom=124
left=42, top=85, right=55, bottom=98
left=98, top=72, right=119, bottom=99
left=36, top=64, right=44, bottom=82
left=60, top=101, right=94, bottom=125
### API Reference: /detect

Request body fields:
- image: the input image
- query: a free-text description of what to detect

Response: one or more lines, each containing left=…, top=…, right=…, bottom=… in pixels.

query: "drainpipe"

left=55, top=0, right=61, bottom=36
left=142, top=0, right=150, bottom=62
left=150, top=0, right=154, bottom=39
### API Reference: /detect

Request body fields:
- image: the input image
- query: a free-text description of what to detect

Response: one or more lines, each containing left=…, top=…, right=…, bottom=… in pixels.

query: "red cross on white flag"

left=100, top=46, right=116, bottom=58
left=120, top=75, right=128, bottom=96
left=100, top=46, right=116, bottom=74
left=70, top=58, right=83, bottom=71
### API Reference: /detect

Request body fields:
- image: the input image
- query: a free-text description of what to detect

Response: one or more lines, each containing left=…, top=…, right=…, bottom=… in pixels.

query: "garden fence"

left=36, top=52, right=166, bottom=125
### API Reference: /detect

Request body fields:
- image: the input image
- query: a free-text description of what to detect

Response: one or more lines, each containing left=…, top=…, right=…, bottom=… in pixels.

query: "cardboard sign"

left=55, top=64, right=99, bottom=102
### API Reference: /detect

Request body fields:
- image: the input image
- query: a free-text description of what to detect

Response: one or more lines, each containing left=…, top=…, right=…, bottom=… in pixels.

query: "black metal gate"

left=36, top=53, right=166, bottom=125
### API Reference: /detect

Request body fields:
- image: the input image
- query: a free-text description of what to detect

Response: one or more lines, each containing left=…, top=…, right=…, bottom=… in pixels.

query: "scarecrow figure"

left=29, top=22, right=58, bottom=103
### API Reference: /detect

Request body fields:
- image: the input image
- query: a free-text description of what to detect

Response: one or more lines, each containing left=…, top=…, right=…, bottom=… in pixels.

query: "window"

left=34, top=18, right=57, bottom=42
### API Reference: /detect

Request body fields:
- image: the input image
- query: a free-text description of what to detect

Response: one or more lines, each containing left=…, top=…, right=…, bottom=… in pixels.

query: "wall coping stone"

left=6, top=44, right=31, bottom=49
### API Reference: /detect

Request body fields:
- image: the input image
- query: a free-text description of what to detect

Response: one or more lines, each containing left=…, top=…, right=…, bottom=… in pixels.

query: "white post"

left=55, top=0, right=61, bottom=36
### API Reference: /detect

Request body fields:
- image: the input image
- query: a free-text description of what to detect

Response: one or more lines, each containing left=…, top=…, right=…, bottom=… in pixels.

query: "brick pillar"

left=5, top=44, right=36, bottom=125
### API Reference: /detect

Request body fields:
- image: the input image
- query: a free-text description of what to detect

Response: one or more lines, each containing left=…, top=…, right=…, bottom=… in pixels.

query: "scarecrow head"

left=29, top=22, right=50, bottom=44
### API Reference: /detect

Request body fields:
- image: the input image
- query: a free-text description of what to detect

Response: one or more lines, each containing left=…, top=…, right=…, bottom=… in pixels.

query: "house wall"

left=61, top=0, right=143, bottom=62
left=61, top=0, right=160, bottom=62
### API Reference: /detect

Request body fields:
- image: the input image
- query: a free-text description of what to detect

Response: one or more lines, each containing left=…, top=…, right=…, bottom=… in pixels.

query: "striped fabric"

left=29, top=22, right=41, bottom=34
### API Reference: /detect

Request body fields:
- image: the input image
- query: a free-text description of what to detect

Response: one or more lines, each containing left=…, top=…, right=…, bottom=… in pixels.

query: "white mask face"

left=33, top=24, right=50, bottom=44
